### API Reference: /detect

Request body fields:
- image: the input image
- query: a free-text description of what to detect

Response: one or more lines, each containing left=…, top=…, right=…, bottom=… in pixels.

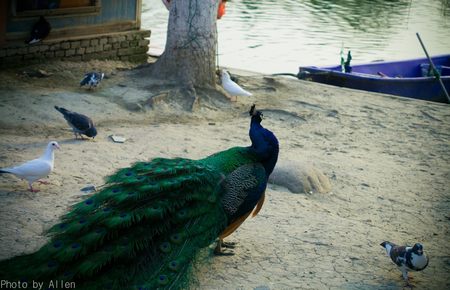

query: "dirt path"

left=0, top=60, right=449, bottom=289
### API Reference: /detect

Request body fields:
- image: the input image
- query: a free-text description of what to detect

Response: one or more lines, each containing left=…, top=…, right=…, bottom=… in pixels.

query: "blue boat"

left=297, top=54, right=450, bottom=103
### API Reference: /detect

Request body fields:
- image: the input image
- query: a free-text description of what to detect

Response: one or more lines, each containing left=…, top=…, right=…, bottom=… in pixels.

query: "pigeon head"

left=412, top=243, right=424, bottom=255
left=249, top=104, right=263, bottom=124
left=85, top=127, right=97, bottom=138
left=49, top=141, right=60, bottom=150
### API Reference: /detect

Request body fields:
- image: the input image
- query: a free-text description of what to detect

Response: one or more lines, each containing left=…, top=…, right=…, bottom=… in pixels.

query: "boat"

left=297, top=54, right=450, bottom=103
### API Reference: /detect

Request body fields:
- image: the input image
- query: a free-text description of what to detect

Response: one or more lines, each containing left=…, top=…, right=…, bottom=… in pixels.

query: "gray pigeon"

left=0, top=141, right=60, bottom=192
left=80, top=72, right=104, bottom=89
left=55, top=106, right=97, bottom=139
left=381, top=241, right=429, bottom=286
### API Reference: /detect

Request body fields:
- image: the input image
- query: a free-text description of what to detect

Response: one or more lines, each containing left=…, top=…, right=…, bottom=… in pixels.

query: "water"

left=141, top=0, right=450, bottom=74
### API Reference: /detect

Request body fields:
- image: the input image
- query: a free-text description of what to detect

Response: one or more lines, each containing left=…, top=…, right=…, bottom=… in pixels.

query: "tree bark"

left=150, top=0, right=219, bottom=88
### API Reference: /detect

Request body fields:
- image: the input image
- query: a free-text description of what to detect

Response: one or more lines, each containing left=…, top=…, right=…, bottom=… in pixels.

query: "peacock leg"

left=222, top=241, right=236, bottom=248
left=214, top=239, right=235, bottom=256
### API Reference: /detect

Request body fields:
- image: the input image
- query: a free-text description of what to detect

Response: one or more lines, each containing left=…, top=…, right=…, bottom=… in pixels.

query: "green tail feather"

left=0, top=156, right=232, bottom=289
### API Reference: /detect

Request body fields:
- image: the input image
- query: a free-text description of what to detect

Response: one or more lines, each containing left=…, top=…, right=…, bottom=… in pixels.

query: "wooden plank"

left=136, top=0, right=142, bottom=28
left=59, top=0, right=92, bottom=8
left=5, top=21, right=141, bottom=42
left=14, top=6, right=101, bottom=18
left=0, top=1, right=7, bottom=46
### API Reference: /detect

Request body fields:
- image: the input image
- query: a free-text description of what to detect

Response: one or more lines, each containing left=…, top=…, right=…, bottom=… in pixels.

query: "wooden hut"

left=0, top=0, right=150, bottom=66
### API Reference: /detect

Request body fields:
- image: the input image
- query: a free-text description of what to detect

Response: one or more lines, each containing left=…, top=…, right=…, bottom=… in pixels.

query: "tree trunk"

left=150, top=0, right=219, bottom=88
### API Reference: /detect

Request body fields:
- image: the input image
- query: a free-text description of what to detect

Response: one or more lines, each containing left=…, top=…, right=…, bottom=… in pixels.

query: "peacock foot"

left=214, top=240, right=236, bottom=256
left=222, top=241, right=237, bottom=249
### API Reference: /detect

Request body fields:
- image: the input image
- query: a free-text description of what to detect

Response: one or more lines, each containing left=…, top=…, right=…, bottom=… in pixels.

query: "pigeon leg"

left=401, top=270, right=408, bottom=281
left=401, top=270, right=413, bottom=288
left=28, top=182, right=40, bottom=193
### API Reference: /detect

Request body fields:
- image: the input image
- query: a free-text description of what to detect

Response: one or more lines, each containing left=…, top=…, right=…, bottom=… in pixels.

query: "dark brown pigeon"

left=55, top=106, right=97, bottom=139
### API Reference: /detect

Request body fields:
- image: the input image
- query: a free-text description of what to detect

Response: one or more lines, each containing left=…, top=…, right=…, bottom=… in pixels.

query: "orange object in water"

left=217, top=0, right=226, bottom=19
left=162, top=0, right=226, bottom=19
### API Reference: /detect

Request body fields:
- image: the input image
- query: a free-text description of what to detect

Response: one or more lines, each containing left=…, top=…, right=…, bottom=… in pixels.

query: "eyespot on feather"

left=168, top=260, right=181, bottom=271
left=160, top=242, right=171, bottom=253
left=157, top=274, right=169, bottom=285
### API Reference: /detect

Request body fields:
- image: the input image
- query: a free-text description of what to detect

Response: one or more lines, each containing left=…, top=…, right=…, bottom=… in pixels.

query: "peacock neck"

left=249, top=119, right=279, bottom=176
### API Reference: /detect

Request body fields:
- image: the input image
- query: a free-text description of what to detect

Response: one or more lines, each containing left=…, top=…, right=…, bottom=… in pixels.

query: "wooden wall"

left=0, top=1, right=7, bottom=46
left=5, top=0, right=142, bottom=43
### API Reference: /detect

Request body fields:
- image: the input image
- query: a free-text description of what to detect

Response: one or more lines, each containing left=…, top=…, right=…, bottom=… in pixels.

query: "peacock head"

left=248, top=104, right=279, bottom=176
left=249, top=104, right=263, bottom=124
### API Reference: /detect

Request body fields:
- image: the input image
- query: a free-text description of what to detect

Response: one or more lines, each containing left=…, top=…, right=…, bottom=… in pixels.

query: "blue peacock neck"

left=249, top=115, right=279, bottom=176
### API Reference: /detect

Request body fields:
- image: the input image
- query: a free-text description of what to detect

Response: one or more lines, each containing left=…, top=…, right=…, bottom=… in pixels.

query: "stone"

left=90, top=39, right=99, bottom=46
left=139, top=39, right=150, bottom=47
left=70, top=41, right=81, bottom=49
left=55, top=50, right=65, bottom=57
left=61, top=42, right=70, bottom=49
left=85, top=46, right=95, bottom=54
left=50, top=44, right=61, bottom=51
left=81, top=39, right=90, bottom=47
left=65, top=49, right=76, bottom=56
left=268, top=160, right=332, bottom=194
left=76, top=47, right=86, bottom=55
left=39, top=45, right=49, bottom=52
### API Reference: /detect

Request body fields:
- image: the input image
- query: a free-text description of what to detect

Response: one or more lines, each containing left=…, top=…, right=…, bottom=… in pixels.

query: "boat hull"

left=298, top=54, right=450, bottom=103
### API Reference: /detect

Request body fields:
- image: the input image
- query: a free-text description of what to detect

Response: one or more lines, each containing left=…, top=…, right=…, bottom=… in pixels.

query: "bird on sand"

left=221, top=70, right=252, bottom=101
left=0, top=141, right=60, bottom=192
left=80, top=72, right=104, bottom=89
left=0, top=105, right=279, bottom=289
left=55, top=106, right=97, bottom=139
left=27, top=16, right=51, bottom=44
left=380, top=241, right=429, bottom=286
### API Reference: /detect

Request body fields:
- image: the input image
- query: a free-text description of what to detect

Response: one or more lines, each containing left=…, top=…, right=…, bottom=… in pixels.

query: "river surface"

left=141, top=0, right=450, bottom=74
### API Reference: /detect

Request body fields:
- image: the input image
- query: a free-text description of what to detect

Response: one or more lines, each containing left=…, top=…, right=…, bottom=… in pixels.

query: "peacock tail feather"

left=0, top=155, right=247, bottom=289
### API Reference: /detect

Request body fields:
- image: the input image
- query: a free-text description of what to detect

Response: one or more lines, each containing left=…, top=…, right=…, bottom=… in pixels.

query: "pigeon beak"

left=56, top=144, right=61, bottom=150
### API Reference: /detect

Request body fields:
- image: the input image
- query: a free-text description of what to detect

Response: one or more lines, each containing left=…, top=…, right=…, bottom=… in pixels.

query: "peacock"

left=0, top=105, right=279, bottom=289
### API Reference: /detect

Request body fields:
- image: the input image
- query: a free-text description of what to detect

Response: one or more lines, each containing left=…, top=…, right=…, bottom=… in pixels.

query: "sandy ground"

left=0, top=60, right=449, bottom=290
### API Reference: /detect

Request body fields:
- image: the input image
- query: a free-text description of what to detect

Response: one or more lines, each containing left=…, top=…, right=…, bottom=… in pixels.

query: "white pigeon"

left=0, top=141, right=60, bottom=192
left=221, top=70, right=252, bottom=101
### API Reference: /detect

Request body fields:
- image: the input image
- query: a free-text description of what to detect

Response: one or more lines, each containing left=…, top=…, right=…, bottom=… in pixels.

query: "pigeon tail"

left=380, top=241, right=394, bottom=256
left=54, top=106, right=70, bottom=116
